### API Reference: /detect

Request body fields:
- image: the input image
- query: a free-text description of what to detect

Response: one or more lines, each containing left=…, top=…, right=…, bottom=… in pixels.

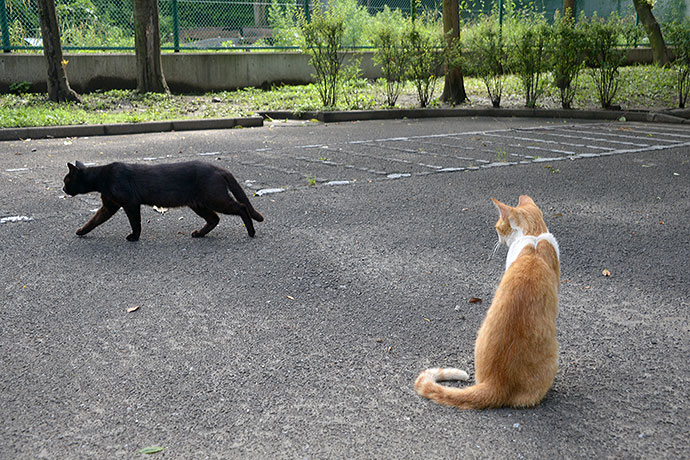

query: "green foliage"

left=267, top=0, right=301, bottom=47
left=505, top=11, right=550, bottom=108
left=550, top=10, right=586, bottom=109
left=55, top=0, right=99, bottom=32
left=664, top=19, right=690, bottom=108
left=0, top=66, right=680, bottom=129
left=579, top=13, right=640, bottom=109
left=462, top=15, right=505, bottom=107
left=269, top=0, right=375, bottom=49
left=328, top=0, right=374, bottom=48
left=371, top=7, right=409, bottom=106
left=340, top=56, right=376, bottom=109
left=9, top=81, right=31, bottom=94
left=299, top=1, right=346, bottom=107
left=403, top=12, right=445, bottom=108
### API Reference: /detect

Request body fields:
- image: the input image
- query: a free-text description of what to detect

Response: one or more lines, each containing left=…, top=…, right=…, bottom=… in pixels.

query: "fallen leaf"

left=552, top=212, right=563, bottom=218
left=423, top=317, right=430, bottom=322
left=286, top=295, right=294, bottom=300
left=468, top=297, right=483, bottom=304
left=138, top=446, right=164, bottom=454
left=602, top=269, right=611, bottom=277
left=127, top=306, right=140, bottom=313
left=387, top=346, right=392, bottom=353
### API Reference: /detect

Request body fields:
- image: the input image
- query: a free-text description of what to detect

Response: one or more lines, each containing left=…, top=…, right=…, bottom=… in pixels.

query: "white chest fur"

left=505, top=232, right=560, bottom=272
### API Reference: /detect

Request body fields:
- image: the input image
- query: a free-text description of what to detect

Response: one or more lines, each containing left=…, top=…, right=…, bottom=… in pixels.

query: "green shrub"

left=10, top=81, right=31, bottom=94
left=403, top=12, right=445, bottom=108
left=267, top=0, right=301, bottom=47
left=580, top=13, right=639, bottom=109
left=505, top=12, right=550, bottom=108
left=549, top=10, right=586, bottom=109
left=329, top=0, right=375, bottom=47
left=664, top=18, right=690, bottom=108
left=462, top=15, right=506, bottom=107
left=371, top=7, right=409, bottom=106
left=299, top=1, right=346, bottom=107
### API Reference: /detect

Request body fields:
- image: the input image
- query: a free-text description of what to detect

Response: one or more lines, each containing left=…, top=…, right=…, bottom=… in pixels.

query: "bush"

left=371, top=7, right=409, bottom=106
left=462, top=15, right=505, bottom=107
left=403, top=12, right=445, bottom=108
left=580, top=13, right=639, bottom=109
left=505, top=12, right=550, bottom=108
left=267, top=0, right=301, bottom=47
left=549, top=10, right=586, bottom=109
left=299, top=1, right=346, bottom=107
left=664, top=18, right=690, bottom=108
left=328, top=0, right=374, bottom=47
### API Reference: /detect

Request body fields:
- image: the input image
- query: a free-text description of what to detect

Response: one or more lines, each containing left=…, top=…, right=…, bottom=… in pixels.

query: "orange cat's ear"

left=492, top=198, right=512, bottom=221
left=518, top=195, right=535, bottom=207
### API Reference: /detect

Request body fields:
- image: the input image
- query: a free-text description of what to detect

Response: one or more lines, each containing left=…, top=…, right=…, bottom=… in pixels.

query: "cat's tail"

left=414, top=367, right=500, bottom=410
left=223, top=172, right=264, bottom=222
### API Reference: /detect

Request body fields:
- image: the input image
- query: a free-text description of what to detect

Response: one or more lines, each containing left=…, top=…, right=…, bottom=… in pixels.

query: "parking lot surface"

left=1, top=117, right=688, bottom=459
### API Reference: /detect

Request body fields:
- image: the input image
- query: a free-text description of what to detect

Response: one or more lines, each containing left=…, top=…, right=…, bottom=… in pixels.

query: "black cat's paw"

left=191, top=230, right=204, bottom=238
left=76, top=228, right=87, bottom=236
left=247, top=229, right=256, bottom=238
left=126, top=234, right=139, bottom=242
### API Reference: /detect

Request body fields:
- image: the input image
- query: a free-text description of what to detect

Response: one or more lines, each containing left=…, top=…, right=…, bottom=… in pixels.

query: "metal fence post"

left=1, top=0, right=11, bottom=53
left=172, top=0, right=180, bottom=52
left=411, top=0, right=416, bottom=21
left=498, top=0, right=503, bottom=31
left=303, top=0, right=310, bottom=22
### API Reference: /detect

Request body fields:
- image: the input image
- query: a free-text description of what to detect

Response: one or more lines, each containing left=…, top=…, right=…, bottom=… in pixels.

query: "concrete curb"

left=0, top=116, right=264, bottom=141
left=1, top=108, right=687, bottom=142
left=262, top=107, right=690, bottom=124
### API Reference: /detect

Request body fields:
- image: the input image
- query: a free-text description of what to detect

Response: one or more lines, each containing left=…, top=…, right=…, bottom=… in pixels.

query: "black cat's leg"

left=213, top=200, right=255, bottom=238
left=122, top=205, right=142, bottom=241
left=189, top=206, right=220, bottom=238
left=77, top=198, right=120, bottom=236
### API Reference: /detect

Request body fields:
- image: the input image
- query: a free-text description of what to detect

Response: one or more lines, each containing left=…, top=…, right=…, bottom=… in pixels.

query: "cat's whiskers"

left=489, top=239, right=501, bottom=261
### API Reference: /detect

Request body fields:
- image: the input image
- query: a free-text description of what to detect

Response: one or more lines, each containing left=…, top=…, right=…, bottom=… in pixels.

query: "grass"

left=0, top=65, right=680, bottom=129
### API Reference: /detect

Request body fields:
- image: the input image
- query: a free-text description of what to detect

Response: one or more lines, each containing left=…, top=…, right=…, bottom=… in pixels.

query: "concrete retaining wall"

left=0, top=48, right=655, bottom=94
left=0, top=52, right=379, bottom=94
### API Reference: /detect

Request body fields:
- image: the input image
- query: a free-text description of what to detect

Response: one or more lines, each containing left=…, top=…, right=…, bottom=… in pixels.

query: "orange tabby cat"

left=415, top=195, right=560, bottom=409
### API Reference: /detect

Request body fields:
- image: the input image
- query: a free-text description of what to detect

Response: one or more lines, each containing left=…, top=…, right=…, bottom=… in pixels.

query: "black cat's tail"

left=223, top=172, right=264, bottom=222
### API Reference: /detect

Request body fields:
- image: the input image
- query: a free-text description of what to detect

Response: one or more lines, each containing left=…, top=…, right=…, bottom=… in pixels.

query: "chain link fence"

left=1, top=0, right=686, bottom=52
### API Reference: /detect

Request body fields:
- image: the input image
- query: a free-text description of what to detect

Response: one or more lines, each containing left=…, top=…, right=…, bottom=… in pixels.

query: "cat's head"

left=62, top=161, right=87, bottom=196
left=492, top=195, right=548, bottom=247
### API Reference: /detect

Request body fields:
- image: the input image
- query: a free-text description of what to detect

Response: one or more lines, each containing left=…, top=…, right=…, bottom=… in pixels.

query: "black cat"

left=63, top=160, right=264, bottom=241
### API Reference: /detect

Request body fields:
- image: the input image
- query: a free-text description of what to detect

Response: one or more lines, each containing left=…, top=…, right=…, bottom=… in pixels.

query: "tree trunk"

left=440, top=0, right=468, bottom=105
left=133, top=0, right=170, bottom=93
left=632, top=0, right=670, bottom=65
left=563, top=0, right=575, bottom=20
left=37, top=0, right=81, bottom=103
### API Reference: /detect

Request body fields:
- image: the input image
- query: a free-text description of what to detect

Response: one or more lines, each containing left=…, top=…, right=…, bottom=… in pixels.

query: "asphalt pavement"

left=1, top=116, right=688, bottom=459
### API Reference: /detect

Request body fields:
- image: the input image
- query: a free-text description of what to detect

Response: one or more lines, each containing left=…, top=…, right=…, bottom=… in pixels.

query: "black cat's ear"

left=67, top=162, right=77, bottom=172
left=75, top=160, right=86, bottom=169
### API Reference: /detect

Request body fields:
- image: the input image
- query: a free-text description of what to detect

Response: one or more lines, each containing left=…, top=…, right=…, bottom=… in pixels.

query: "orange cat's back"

left=415, top=196, right=560, bottom=410
left=474, top=243, right=559, bottom=407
